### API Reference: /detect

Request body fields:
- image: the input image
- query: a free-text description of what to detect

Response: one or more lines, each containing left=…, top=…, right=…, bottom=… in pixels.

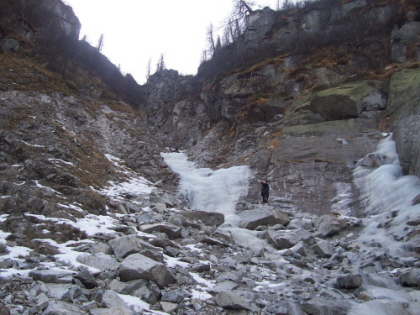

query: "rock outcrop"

left=1, top=0, right=420, bottom=314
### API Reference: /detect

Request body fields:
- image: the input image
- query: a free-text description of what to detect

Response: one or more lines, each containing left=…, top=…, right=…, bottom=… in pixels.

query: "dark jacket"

left=261, top=182, right=269, bottom=196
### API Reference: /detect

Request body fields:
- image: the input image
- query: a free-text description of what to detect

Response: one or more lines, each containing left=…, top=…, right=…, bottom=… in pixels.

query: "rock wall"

left=143, top=0, right=420, bottom=215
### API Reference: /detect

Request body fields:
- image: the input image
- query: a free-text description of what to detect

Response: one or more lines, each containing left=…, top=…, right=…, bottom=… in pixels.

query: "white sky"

left=64, top=0, right=283, bottom=84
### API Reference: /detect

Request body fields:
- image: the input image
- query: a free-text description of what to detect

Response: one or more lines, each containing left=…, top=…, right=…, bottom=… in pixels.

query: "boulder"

left=314, top=215, right=344, bottom=237
left=108, top=235, right=144, bottom=259
left=238, top=209, right=276, bottom=230
left=399, top=269, right=420, bottom=287
left=313, top=240, right=334, bottom=258
left=118, top=253, right=174, bottom=288
left=272, top=209, right=290, bottom=226
left=181, top=210, right=224, bottom=227
left=140, top=223, right=182, bottom=240
left=161, top=288, right=188, bottom=303
left=101, top=290, right=129, bottom=310
left=214, top=291, right=252, bottom=311
left=301, top=298, right=355, bottom=315
left=42, top=301, right=84, bottom=315
left=308, top=80, right=388, bottom=120
left=336, top=274, right=363, bottom=289
left=266, top=228, right=314, bottom=250
left=348, top=299, right=412, bottom=315
left=29, top=269, right=74, bottom=284
left=76, top=252, right=119, bottom=271
left=265, top=300, right=306, bottom=315
left=73, top=269, right=98, bottom=289
left=90, top=308, right=132, bottom=315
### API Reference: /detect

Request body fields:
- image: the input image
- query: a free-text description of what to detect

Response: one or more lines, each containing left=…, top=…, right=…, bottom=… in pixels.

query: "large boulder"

left=140, top=223, right=182, bottom=240
left=238, top=209, right=276, bottom=230
left=307, top=80, right=388, bottom=121
left=118, top=253, right=174, bottom=288
left=214, top=291, right=252, bottom=311
left=108, top=235, right=144, bottom=259
left=348, top=300, right=412, bottom=315
left=181, top=210, right=224, bottom=227
left=265, top=228, right=314, bottom=250
left=314, top=215, right=344, bottom=237
left=29, top=269, right=74, bottom=284
left=76, top=252, right=119, bottom=271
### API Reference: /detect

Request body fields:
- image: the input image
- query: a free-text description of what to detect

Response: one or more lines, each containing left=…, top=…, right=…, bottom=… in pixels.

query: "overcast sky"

left=64, top=0, right=283, bottom=84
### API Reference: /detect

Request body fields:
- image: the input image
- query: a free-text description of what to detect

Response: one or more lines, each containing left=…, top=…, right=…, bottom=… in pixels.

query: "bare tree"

left=200, top=49, right=208, bottom=63
left=146, top=58, right=151, bottom=80
left=207, top=23, right=216, bottom=56
left=97, top=34, right=104, bottom=52
left=156, top=53, right=166, bottom=72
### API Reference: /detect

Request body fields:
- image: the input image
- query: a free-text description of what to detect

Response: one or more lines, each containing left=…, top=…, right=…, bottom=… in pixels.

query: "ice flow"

left=161, top=152, right=250, bottom=226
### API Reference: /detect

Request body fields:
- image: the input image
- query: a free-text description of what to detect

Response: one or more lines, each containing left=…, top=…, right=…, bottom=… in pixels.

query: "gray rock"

left=107, top=280, right=128, bottom=294
left=140, top=223, right=182, bottom=239
left=108, top=235, right=144, bottom=259
left=314, top=215, right=343, bottom=237
left=90, top=307, right=132, bottom=315
left=0, top=242, right=7, bottom=253
left=160, top=301, right=179, bottom=313
left=214, top=291, right=252, bottom=311
left=161, top=288, right=188, bottom=303
left=181, top=210, right=224, bottom=227
left=34, top=293, right=49, bottom=312
left=272, top=210, right=291, bottom=226
left=209, top=281, right=239, bottom=293
left=301, top=298, right=355, bottom=315
left=101, top=290, right=129, bottom=309
left=238, top=209, right=276, bottom=230
left=42, top=301, right=84, bottom=315
left=360, top=285, right=413, bottom=305
left=74, top=269, right=98, bottom=289
left=412, top=193, right=420, bottom=206
left=118, top=253, right=174, bottom=288
left=266, top=228, right=314, bottom=250
left=29, top=269, right=74, bottom=284
left=265, top=300, right=306, bottom=315
left=313, top=240, right=334, bottom=258
left=399, top=269, right=420, bottom=287
left=76, top=253, right=119, bottom=271
left=348, top=299, right=412, bottom=315
left=336, top=274, right=363, bottom=289
left=139, top=248, right=164, bottom=263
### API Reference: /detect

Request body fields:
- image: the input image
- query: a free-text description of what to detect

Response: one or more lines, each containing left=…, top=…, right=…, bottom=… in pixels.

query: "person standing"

left=260, top=180, right=270, bottom=206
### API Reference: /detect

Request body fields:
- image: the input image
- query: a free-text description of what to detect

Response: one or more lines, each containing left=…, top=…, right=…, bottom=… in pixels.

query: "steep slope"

left=1, top=0, right=420, bottom=315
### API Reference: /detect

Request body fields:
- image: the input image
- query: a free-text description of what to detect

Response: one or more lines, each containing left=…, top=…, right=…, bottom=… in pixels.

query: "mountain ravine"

left=1, top=0, right=420, bottom=315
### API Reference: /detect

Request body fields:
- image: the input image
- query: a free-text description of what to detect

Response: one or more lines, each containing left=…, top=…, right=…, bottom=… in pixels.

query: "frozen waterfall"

left=161, top=152, right=271, bottom=249
left=161, top=152, right=250, bottom=226
left=353, top=135, right=420, bottom=259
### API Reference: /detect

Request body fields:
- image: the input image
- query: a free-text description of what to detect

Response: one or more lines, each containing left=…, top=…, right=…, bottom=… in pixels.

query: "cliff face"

left=1, top=1, right=420, bottom=314
left=143, top=0, right=420, bottom=215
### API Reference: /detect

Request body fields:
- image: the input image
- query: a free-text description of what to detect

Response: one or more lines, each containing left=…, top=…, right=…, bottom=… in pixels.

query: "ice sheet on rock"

left=162, top=152, right=272, bottom=250
left=353, top=135, right=420, bottom=257
left=161, top=152, right=250, bottom=222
